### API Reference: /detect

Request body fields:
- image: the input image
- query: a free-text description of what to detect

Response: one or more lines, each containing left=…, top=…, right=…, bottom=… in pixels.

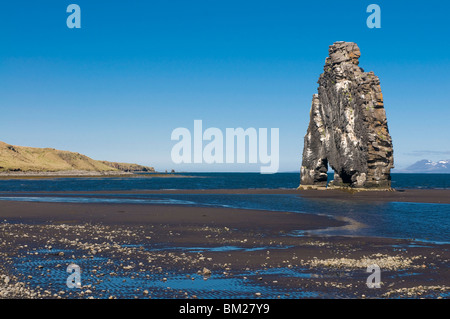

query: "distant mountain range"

left=398, top=159, right=450, bottom=173
left=286, top=159, right=450, bottom=174
left=0, top=141, right=154, bottom=175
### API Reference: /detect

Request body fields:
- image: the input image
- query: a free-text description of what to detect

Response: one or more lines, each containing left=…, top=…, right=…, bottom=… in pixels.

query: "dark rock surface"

left=300, top=42, right=394, bottom=189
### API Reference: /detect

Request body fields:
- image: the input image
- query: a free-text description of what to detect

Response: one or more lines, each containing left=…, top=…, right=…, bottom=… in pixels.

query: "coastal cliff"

left=0, top=141, right=154, bottom=175
left=100, top=161, right=155, bottom=173
left=300, top=42, right=394, bottom=189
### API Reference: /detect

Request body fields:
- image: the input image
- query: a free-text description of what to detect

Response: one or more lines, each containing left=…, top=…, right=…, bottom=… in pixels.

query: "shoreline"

left=0, top=170, right=133, bottom=177
left=0, top=172, right=192, bottom=179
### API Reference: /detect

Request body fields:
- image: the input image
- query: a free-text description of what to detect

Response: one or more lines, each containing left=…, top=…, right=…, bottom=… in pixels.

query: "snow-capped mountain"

left=402, top=159, right=450, bottom=173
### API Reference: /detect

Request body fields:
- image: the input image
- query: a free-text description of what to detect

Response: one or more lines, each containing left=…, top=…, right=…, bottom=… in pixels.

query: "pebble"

left=202, top=268, right=212, bottom=276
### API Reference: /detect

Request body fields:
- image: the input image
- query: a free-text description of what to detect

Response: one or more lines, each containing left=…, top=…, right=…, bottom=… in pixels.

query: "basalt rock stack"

left=300, top=42, right=394, bottom=189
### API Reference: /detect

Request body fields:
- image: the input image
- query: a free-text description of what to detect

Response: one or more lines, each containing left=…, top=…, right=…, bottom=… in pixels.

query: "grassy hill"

left=0, top=141, right=154, bottom=173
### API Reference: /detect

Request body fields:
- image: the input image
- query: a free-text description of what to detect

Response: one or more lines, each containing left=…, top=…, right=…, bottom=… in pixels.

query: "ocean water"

left=0, top=172, right=448, bottom=192
left=0, top=173, right=448, bottom=243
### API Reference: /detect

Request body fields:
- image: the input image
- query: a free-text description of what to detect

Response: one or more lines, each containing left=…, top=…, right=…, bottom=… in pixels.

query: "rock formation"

left=100, top=161, right=155, bottom=173
left=300, top=42, right=394, bottom=189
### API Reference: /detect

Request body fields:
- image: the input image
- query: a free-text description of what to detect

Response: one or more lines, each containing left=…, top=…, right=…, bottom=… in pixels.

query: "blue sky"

left=1, top=0, right=449, bottom=172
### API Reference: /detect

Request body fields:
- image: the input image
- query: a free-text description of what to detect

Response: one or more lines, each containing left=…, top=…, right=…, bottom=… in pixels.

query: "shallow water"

left=124, top=243, right=295, bottom=253
left=0, top=196, right=195, bottom=205
left=13, top=251, right=324, bottom=299
left=11, top=241, right=447, bottom=299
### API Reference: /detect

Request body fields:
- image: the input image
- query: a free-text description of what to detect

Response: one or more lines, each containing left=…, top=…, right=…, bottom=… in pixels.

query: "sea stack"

left=300, top=42, right=394, bottom=189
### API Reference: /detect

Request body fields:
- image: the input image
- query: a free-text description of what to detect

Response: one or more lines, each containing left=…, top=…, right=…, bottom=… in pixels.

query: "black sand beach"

left=0, top=192, right=449, bottom=299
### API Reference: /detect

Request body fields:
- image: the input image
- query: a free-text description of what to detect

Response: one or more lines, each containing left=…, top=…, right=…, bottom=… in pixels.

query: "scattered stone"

left=202, top=268, right=212, bottom=276
left=304, top=254, right=418, bottom=271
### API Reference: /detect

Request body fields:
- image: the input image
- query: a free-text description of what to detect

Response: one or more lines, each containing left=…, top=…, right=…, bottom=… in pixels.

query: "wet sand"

left=0, top=201, right=343, bottom=231
left=0, top=199, right=449, bottom=299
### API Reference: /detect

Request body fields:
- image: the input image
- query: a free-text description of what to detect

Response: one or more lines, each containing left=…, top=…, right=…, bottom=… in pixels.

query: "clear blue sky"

left=1, top=0, right=449, bottom=172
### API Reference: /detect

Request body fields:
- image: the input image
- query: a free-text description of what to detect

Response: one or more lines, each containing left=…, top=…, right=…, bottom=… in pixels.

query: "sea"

left=0, top=173, right=449, bottom=243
